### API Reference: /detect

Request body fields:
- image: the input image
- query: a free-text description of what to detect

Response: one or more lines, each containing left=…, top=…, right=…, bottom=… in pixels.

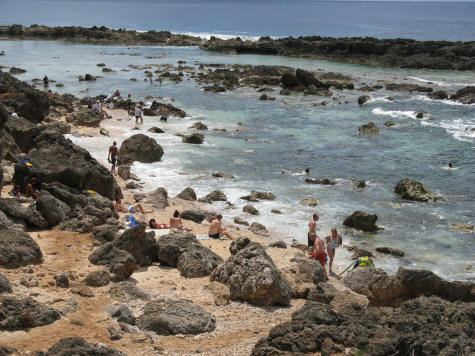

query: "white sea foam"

left=408, top=76, right=475, bottom=88
left=367, top=97, right=391, bottom=103
left=420, top=118, right=475, bottom=142
left=415, top=95, right=475, bottom=106
left=372, top=108, right=417, bottom=119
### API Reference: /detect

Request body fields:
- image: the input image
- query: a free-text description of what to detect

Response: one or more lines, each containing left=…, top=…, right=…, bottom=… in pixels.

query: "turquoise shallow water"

left=1, top=40, right=474, bottom=281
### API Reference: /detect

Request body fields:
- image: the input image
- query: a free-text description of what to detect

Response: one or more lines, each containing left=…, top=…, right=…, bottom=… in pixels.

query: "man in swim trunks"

left=108, top=141, right=119, bottom=173
left=302, top=213, right=319, bottom=254
left=309, top=233, right=328, bottom=280
left=208, top=214, right=233, bottom=240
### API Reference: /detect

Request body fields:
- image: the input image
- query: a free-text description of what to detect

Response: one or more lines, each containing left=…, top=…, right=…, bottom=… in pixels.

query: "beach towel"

left=146, top=228, right=170, bottom=237
left=196, top=234, right=227, bottom=241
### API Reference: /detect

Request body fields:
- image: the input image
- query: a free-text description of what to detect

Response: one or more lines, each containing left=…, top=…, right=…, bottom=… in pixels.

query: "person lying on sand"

left=149, top=218, right=169, bottom=229
left=170, top=210, right=191, bottom=232
left=115, top=199, right=152, bottom=215
left=208, top=214, right=233, bottom=240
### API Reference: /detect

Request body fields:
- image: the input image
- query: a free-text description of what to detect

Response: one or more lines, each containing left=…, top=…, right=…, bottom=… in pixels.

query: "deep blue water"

left=0, top=0, right=474, bottom=41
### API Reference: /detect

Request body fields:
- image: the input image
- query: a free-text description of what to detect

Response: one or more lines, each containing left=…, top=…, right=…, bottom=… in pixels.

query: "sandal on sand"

left=330, top=271, right=337, bottom=277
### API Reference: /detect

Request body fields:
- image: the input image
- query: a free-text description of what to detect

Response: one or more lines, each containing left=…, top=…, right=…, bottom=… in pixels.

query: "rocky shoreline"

left=0, top=70, right=474, bottom=355
left=1, top=24, right=475, bottom=70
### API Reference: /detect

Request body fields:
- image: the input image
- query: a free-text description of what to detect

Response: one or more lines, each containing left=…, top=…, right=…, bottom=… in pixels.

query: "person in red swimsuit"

left=309, top=233, right=328, bottom=280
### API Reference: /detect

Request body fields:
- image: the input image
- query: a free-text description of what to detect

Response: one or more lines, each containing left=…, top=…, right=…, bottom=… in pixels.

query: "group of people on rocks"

left=303, top=213, right=342, bottom=279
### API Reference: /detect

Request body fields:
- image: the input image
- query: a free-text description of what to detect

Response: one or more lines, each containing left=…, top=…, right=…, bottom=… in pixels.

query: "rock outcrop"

left=111, top=225, right=157, bottom=266
left=394, top=178, right=438, bottom=202
left=343, top=211, right=380, bottom=232
left=0, top=230, right=43, bottom=268
left=45, top=337, right=126, bottom=356
left=358, top=122, right=380, bottom=135
left=118, top=134, right=164, bottom=164
left=89, top=243, right=137, bottom=281
left=0, top=272, right=12, bottom=294
left=176, top=187, right=197, bottom=201
left=211, top=237, right=291, bottom=306
left=137, top=298, right=216, bottom=335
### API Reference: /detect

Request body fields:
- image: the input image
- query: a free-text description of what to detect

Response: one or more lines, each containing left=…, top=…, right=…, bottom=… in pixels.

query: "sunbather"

left=169, top=210, right=191, bottom=232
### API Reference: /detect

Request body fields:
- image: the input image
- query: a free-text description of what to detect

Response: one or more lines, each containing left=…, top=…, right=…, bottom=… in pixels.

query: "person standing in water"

left=134, top=103, right=143, bottom=124
left=108, top=141, right=119, bottom=173
left=160, top=106, right=169, bottom=122
left=325, top=227, right=342, bottom=277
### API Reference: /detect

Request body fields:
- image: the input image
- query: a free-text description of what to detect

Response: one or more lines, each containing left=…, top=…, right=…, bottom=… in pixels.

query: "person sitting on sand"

left=325, top=227, right=342, bottom=277
left=169, top=210, right=191, bottom=232
left=208, top=214, right=233, bottom=240
left=309, top=233, right=328, bottom=280
left=115, top=199, right=152, bottom=215
left=92, top=101, right=112, bottom=120
left=26, top=177, right=40, bottom=199
left=149, top=218, right=169, bottom=229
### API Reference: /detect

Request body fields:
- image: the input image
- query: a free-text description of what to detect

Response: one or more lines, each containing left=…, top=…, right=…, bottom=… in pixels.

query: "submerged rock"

left=358, top=122, right=380, bottom=135
left=394, top=178, right=438, bottom=202
left=343, top=211, right=380, bottom=232
left=119, top=134, right=164, bottom=164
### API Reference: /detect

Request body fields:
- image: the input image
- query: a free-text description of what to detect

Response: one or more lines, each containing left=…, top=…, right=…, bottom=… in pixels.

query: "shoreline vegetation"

left=0, top=38, right=474, bottom=354
left=1, top=24, right=475, bottom=70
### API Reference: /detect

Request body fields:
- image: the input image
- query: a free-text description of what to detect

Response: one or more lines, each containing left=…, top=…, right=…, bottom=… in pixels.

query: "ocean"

left=0, top=1, right=474, bottom=282
left=0, top=0, right=475, bottom=41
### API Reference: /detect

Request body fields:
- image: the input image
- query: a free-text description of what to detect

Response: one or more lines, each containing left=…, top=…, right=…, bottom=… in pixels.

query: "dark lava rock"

left=112, top=224, right=158, bottom=267
left=450, top=86, right=475, bottom=104
left=211, top=237, right=291, bottom=306
left=107, top=325, right=123, bottom=340
left=342, top=267, right=388, bottom=295
left=233, top=217, right=249, bottom=226
left=148, top=126, right=165, bottom=134
left=181, top=210, right=206, bottom=223
left=259, top=94, right=275, bottom=101
left=358, top=122, right=380, bottom=135
left=111, top=305, right=136, bottom=325
left=304, top=177, right=336, bottom=185
left=182, top=133, right=204, bottom=144
left=109, top=281, right=151, bottom=302
left=352, top=179, right=366, bottom=189
left=137, top=297, right=216, bottom=335
left=357, top=95, right=370, bottom=106
left=375, top=246, right=405, bottom=257
left=189, top=122, right=208, bottom=130
left=249, top=222, right=269, bottom=236
left=394, top=178, right=438, bottom=202
left=385, top=83, right=433, bottom=93
left=0, top=230, right=43, bottom=268
left=343, top=211, right=380, bottom=232
left=243, top=204, right=259, bottom=215
left=198, top=189, right=227, bottom=204
left=0, top=272, right=12, bottom=294
left=119, top=134, right=164, bottom=164
left=89, top=243, right=137, bottom=282
left=0, top=295, right=60, bottom=331
left=384, top=120, right=396, bottom=127
left=92, top=224, right=120, bottom=245
left=268, top=240, right=287, bottom=249
left=241, top=190, right=276, bottom=201
left=36, top=190, right=71, bottom=226
left=84, top=270, right=110, bottom=287
left=9, top=67, right=26, bottom=74
left=54, top=272, right=70, bottom=288
left=0, top=198, right=48, bottom=229
left=65, top=109, right=101, bottom=127
left=251, top=295, right=475, bottom=356
left=212, top=172, right=235, bottom=179
left=428, top=90, right=448, bottom=100
left=176, top=187, right=197, bottom=201
left=367, top=266, right=475, bottom=307
left=144, top=187, right=169, bottom=209
left=45, top=337, right=126, bottom=356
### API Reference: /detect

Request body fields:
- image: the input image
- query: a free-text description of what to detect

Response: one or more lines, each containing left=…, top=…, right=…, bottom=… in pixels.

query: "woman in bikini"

left=169, top=210, right=191, bottom=232
left=325, top=227, right=342, bottom=277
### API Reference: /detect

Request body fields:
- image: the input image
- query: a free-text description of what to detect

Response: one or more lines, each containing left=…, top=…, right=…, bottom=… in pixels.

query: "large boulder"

left=176, top=187, right=197, bottom=201
left=108, top=281, right=151, bottom=302
left=45, top=337, right=126, bottom=356
left=144, top=187, right=169, bottom=209
left=0, top=72, right=49, bottom=124
left=182, top=133, right=204, bottom=144
left=198, top=190, right=227, bottom=204
left=14, top=134, right=122, bottom=200
left=118, top=134, right=164, bottom=164
left=0, top=272, right=12, bottom=294
left=357, top=95, right=370, bottom=106
left=112, top=224, right=157, bottom=266
left=394, top=178, right=438, bottom=202
left=211, top=237, right=291, bottom=306
left=282, top=255, right=327, bottom=298
left=0, top=210, right=25, bottom=232
left=343, top=211, right=380, bottom=232
left=296, top=69, right=326, bottom=88
left=89, top=243, right=137, bottom=281
left=0, top=296, right=60, bottom=331
left=3, top=116, right=40, bottom=152
left=91, top=224, right=119, bottom=244
left=137, top=298, right=215, bottom=335
left=181, top=210, right=206, bottom=223
left=65, top=109, right=101, bottom=127
left=36, top=190, right=71, bottom=226
left=157, top=232, right=223, bottom=277
left=358, top=122, right=380, bottom=135
left=0, top=230, right=43, bottom=268
left=251, top=296, right=474, bottom=356
left=0, top=198, right=48, bottom=229
left=449, top=86, right=475, bottom=104
left=367, top=266, right=475, bottom=307
left=342, top=267, right=388, bottom=295
left=84, top=270, right=110, bottom=287
left=241, top=190, right=276, bottom=201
